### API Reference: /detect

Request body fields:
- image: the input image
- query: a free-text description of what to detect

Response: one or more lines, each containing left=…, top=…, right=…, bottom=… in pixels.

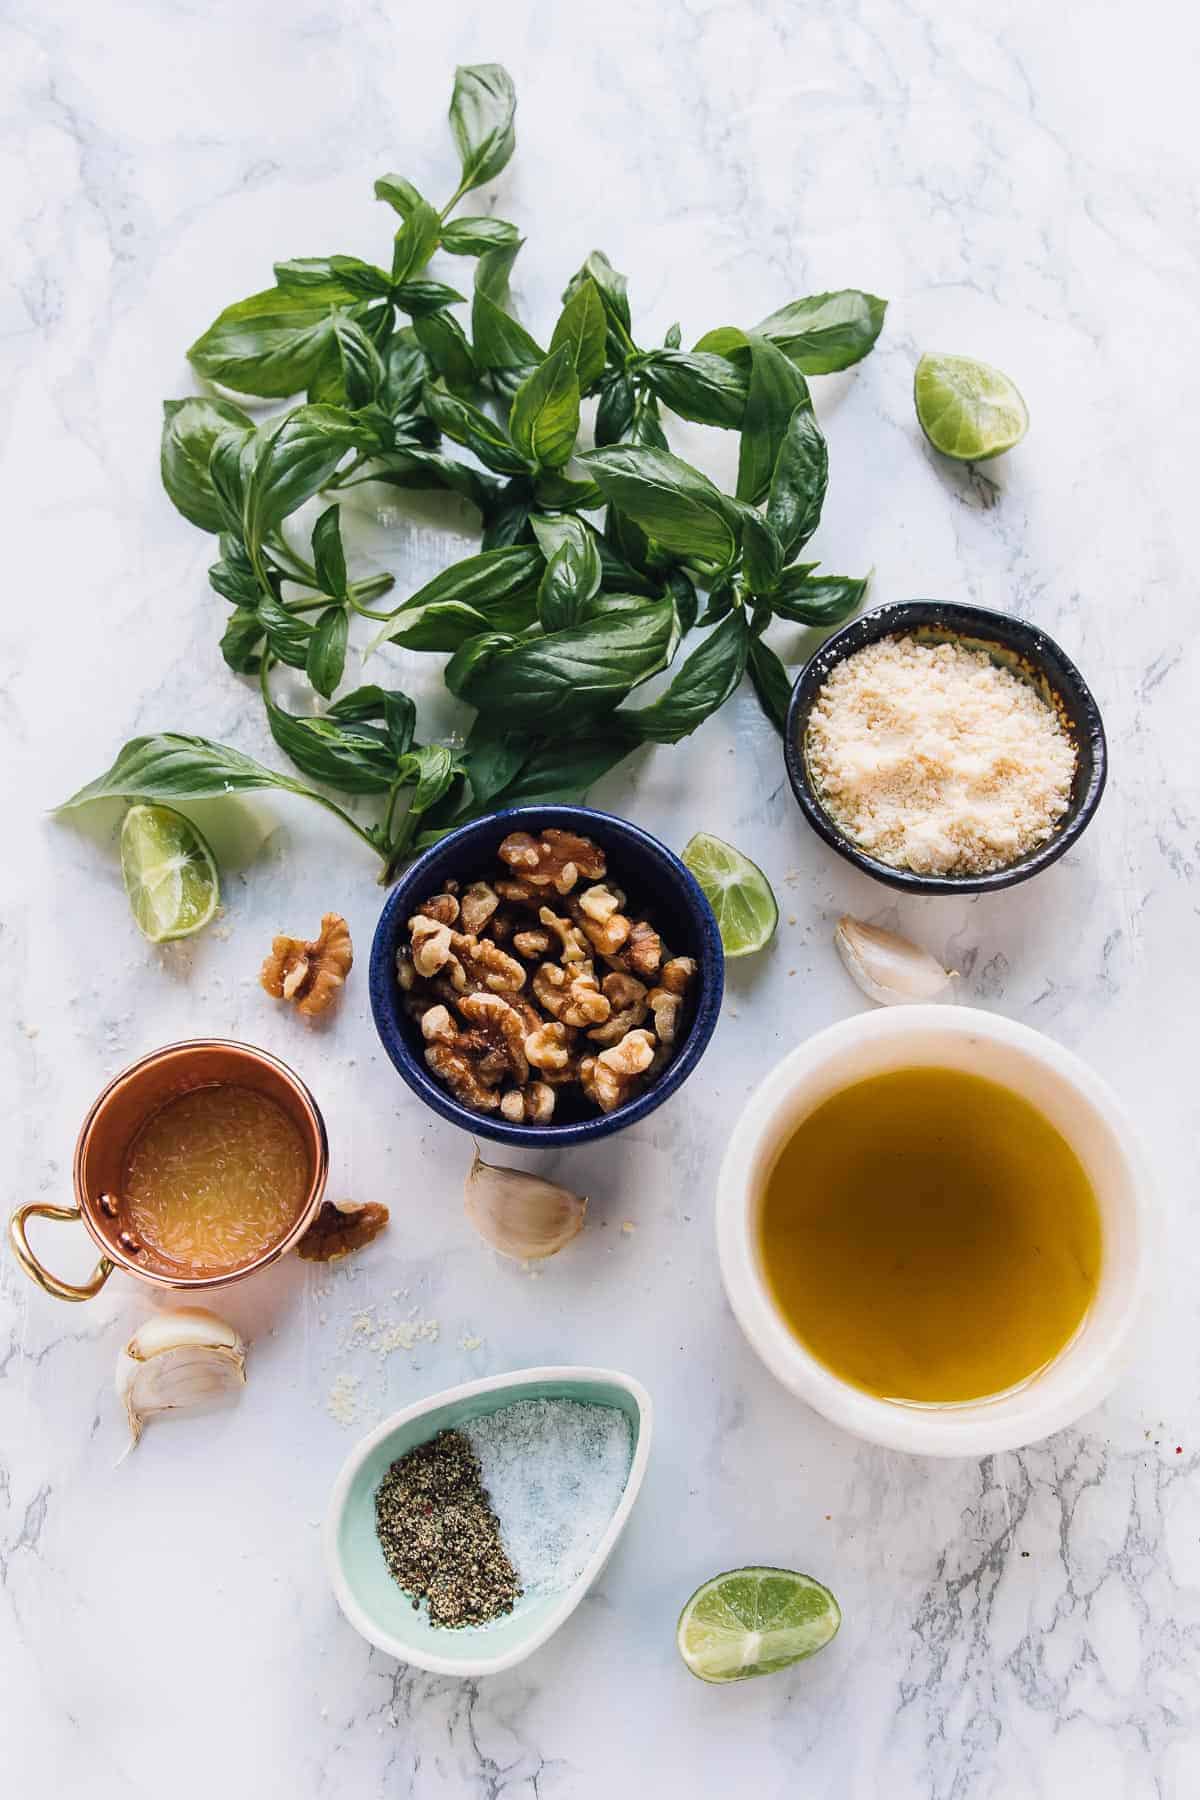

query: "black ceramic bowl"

left=369, top=805, right=725, bottom=1147
left=783, top=600, right=1107, bottom=895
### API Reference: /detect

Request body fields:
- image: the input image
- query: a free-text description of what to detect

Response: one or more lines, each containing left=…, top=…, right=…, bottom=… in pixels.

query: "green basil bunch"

left=74, top=62, right=886, bottom=879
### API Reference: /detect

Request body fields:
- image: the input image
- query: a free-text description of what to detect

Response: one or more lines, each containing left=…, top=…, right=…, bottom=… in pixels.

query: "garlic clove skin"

left=464, top=1148, right=587, bottom=1261
left=116, top=1307, right=246, bottom=1452
left=834, top=915, right=957, bottom=1007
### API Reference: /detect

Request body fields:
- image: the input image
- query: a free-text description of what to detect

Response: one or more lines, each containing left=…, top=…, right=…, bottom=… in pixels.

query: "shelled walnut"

left=397, top=830, right=697, bottom=1125
left=261, top=913, right=353, bottom=1017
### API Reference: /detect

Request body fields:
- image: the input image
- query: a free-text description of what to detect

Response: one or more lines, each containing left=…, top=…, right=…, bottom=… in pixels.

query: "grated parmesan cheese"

left=805, top=634, right=1077, bottom=876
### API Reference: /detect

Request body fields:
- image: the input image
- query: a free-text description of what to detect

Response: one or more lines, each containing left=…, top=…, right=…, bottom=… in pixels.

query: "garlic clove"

left=116, top=1307, right=246, bottom=1452
left=834, top=915, right=957, bottom=1007
left=464, top=1147, right=587, bottom=1261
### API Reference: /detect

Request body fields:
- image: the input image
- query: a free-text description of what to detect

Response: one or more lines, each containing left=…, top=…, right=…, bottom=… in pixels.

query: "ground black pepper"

left=374, top=1428, right=521, bottom=1628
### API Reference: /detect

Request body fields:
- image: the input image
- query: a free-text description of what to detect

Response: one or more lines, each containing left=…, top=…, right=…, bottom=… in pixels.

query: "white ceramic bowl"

left=717, top=1007, right=1153, bottom=1457
left=324, top=1366, right=652, bottom=1676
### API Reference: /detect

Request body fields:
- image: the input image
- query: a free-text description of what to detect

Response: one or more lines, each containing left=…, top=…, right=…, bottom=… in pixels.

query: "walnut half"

left=297, top=1199, right=389, bottom=1262
left=261, top=913, right=353, bottom=1017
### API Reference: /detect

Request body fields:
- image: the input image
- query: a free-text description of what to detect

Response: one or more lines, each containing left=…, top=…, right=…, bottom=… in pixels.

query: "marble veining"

left=3, top=1, right=1199, bottom=1795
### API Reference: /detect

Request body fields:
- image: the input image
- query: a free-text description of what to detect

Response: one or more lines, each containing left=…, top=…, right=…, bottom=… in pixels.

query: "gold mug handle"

left=9, top=1201, right=114, bottom=1302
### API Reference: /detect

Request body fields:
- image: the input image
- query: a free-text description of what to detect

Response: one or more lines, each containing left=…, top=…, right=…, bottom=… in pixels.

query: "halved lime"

left=914, top=352, right=1029, bottom=461
left=120, top=803, right=220, bottom=942
left=682, top=832, right=777, bottom=957
left=677, top=1566, right=841, bottom=1683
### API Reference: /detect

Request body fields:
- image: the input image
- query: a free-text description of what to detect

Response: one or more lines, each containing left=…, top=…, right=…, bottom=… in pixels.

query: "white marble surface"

left=3, top=2, right=1199, bottom=1794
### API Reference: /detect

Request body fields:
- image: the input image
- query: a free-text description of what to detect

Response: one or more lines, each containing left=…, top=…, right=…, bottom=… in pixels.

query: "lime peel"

left=120, top=802, right=221, bottom=943
left=677, top=1566, right=841, bottom=1683
left=914, top=352, right=1028, bottom=461
left=682, top=832, right=778, bottom=958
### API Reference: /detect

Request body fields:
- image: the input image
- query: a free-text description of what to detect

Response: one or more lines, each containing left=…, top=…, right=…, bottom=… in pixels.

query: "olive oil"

left=758, top=1068, right=1102, bottom=1404
left=123, top=1084, right=310, bottom=1275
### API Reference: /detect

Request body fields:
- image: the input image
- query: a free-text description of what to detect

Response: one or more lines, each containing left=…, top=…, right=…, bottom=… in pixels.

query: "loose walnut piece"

left=449, top=933, right=526, bottom=995
left=498, top=829, right=606, bottom=894
left=624, top=918, right=663, bottom=980
left=261, top=913, right=353, bottom=1018
left=532, top=961, right=611, bottom=1028
left=525, top=1020, right=573, bottom=1072
left=660, top=955, right=697, bottom=996
left=647, top=987, right=682, bottom=1045
left=297, top=1199, right=389, bottom=1262
left=570, top=887, right=631, bottom=957
left=538, top=906, right=589, bottom=963
left=425, top=1042, right=501, bottom=1111
left=499, top=1082, right=556, bottom=1124
left=419, top=1004, right=456, bottom=1044
left=598, top=1027, right=657, bottom=1077
left=456, top=992, right=529, bottom=1085
left=512, top=926, right=553, bottom=960
left=410, top=914, right=457, bottom=979
left=587, top=972, right=649, bottom=1045
left=419, top=893, right=460, bottom=927
left=459, top=882, right=500, bottom=934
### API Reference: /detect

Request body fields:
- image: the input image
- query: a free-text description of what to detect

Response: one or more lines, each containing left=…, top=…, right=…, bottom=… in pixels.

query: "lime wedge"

left=682, top=832, right=777, bottom=957
left=677, top=1567, right=841, bottom=1683
left=120, top=803, right=220, bottom=943
left=914, top=352, right=1029, bottom=461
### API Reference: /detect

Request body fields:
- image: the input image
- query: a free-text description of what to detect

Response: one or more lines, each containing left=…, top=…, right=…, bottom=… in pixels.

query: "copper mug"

left=9, top=1039, right=329, bottom=1303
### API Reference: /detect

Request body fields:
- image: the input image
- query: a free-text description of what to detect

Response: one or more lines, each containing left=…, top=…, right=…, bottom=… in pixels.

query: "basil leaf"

left=305, top=604, right=348, bottom=699
left=371, top=544, right=541, bottom=652
left=373, top=174, right=426, bottom=218
left=472, top=288, right=544, bottom=376
left=444, top=631, right=515, bottom=698
left=770, top=569, right=868, bottom=626
left=584, top=445, right=740, bottom=566
left=455, top=598, right=676, bottom=730
left=747, top=636, right=793, bottom=734
left=737, top=335, right=812, bottom=505
left=529, top=514, right=653, bottom=597
left=766, top=405, right=829, bottom=562
left=449, top=63, right=517, bottom=194
left=56, top=734, right=322, bottom=810
left=219, top=607, right=265, bottom=674
left=273, top=256, right=391, bottom=298
left=413, top=310, right=479, bottom=394
left=392, top=280, right=466, bottom=319
left=265, top=698, right=398, bottom=794
left=565, top=251, right=633, bottom=350
left=537, top=527, right=601, bottom=632
left=626, top=392, right=670, bottom=451
left=423, top=382, right=529, bottom=474
left=691, top=324, right=748, bottom=359
left=244, top=405, right=362, bottom=548
left=753, top=290, right=887, bottom=374
left=311, top=504, right=348, bottom=599
left=329, top=684, right=417, bottom=757
left=161, top=398, right=255, bottom=531
left=380, top=332, right=427, bottom=412
left=256, top=592, right=313, bottom=668
left=636, top=350, right=748, bottom=429
left=696, top=577, right=736, bottom=627
left=187, top=287, right=343, bottom=399
left=366, top=448, right=503, bottom=515
left=462, top=720, right=534, bottom=806
left=208, top=536, right=260, bottom=607
left=739, top=508, right=784, bottom=595
left=616, top=610, right=750, bottom=744
left=328, top=314, right=385, bottom=409
left=664, top=321, right=682, bottom=349
left=480, top=498, right=534, bottom=550
left=549, top=279, right=606, bottom=390
left=508, top=346, right=580, bottom=470
left=208, top=429, right=261, bottom=536
left=391, top=198, right=441, bottom=285
left=440, top=217, right=520, bottom=255
left=595, top=372, right=636, bottom=446
left=487, top=730, right=632, bottom=808
left=532, top=470, right=601, bottom=512
left=662, top=566, right=699, bottom=636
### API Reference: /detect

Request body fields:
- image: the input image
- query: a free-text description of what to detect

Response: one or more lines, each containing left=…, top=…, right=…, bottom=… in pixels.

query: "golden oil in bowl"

left=757, top=1067, right=1102, bottom=1404
left=122, top=1084, right=310, bottom=1277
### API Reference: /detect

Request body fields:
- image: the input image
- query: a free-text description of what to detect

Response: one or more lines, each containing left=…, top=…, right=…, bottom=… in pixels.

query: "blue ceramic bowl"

left=369, top=805, right=725, bottom=1147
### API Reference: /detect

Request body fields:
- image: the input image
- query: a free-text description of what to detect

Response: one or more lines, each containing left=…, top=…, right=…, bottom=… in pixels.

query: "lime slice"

left=677, top=1567, right=841, bottom=1683
left=914, top=352, right=1029, bottom=461
left=120, top=803, right=220, bottom=943
left=682, top=832, right=777, bottom=957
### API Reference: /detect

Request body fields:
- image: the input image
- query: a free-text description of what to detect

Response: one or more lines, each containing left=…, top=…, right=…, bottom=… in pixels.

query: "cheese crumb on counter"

left=805, top=634, right=1077, bottom=876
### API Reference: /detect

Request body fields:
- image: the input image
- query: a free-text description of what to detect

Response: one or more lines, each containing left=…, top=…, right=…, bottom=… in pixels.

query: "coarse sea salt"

left=465, top=1399, right=633, bottom=1599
